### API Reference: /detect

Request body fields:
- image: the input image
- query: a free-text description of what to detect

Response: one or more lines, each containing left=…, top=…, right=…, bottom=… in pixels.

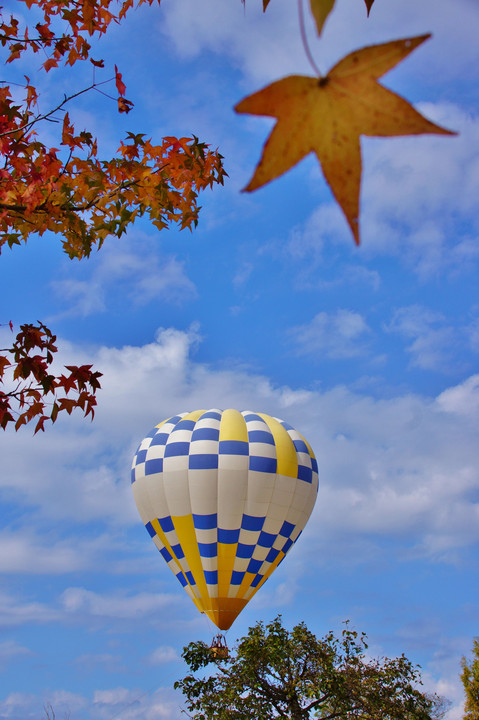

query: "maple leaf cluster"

left=0, top=322, right=102, bottom=433
left=0, top=0, right=227, bottom=431
left=0, top=0, right=226, bottom=259
left=0, top=84, right=226, bottom=259
left=0, top=0, right=159, bottom=71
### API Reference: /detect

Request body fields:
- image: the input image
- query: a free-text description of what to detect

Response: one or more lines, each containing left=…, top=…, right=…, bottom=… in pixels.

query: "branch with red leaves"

left=0, top=80, right=226, bottom=259
left=0, top=322, right=102, bottom=433
left=0, top=0, right=159, bottom=71
left=0, top=0, right=226, bottom=433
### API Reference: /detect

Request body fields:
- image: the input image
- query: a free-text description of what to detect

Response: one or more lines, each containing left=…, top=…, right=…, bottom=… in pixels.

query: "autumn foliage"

left=0, top=0, right=226, bottom=430
left=1, top=0, right=455, bottom=431
left=0, top=322, right=102, bottom=433
left=2, top=0, right=159, bottom=71
left=0, top=83, right=226, bottom=259
left=0, top=0, right=226, bottom=259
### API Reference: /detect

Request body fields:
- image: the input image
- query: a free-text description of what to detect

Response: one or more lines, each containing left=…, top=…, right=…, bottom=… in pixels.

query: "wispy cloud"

left=290, top=309, right=372, bottom=359
left=274, top=104, right=479, bottom=281
left=0, top=641, right=32, bottom=669
left=387, top=305, right=457, bottom=371
left=1, top=329, right=477, bottom=562
left=147, top=646, right=180, bottom=666
left=61, top=587, right=177, bottom=620
left=0, top=592, right=59, bottom=628
left=50, top=232, right=196, bottom=319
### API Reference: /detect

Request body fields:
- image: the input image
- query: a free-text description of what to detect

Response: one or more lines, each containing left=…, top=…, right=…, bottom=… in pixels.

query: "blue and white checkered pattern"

left=131, top=408, right=318, bottom=629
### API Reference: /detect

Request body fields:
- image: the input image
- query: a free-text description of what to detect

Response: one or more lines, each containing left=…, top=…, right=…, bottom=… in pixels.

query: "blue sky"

left=1, top=0, right=478, bottom=718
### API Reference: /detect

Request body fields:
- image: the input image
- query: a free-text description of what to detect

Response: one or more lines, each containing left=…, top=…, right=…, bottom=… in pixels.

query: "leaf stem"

left=298, top=0, right=322, bottom=77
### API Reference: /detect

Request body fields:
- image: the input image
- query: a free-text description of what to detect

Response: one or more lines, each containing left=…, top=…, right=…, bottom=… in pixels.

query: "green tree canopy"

left=175, top=616, right=448, bottom=720
left=461, top=639, right=479, bottom=720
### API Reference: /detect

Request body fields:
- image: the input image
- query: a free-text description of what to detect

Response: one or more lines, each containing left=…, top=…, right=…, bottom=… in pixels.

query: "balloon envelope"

left=131, top=409, right=318, bottom=630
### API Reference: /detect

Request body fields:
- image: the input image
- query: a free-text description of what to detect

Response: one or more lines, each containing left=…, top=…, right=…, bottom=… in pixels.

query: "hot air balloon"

left=131, top=409, right=318, bottom=630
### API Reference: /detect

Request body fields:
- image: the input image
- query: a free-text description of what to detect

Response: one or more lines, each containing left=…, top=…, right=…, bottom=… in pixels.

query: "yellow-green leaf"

left=310, top=0, right=336, bottom=35
left=235, top=35, right=455, bottom=245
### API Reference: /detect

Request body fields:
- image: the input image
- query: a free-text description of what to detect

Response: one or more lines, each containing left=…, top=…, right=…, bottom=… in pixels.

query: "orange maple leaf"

left=118, top=97, right=134, bottom=113
left=235, top=35, right=455, bottom=244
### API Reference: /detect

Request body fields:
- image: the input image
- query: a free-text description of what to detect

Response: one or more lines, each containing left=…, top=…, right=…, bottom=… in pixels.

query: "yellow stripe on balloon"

left=217, top=542, right=238, bottom=596
left=258, top=413, right=298, bottom=477
left=217, top=409, right=246, bottom=594
left=219, top=408, right=248, bottom=442
left=234, top=571, right=258, bottom=600
left=172, top=514, right=209, bottom=601
left=301, top=434, right=317, bottom=462
left=154, top=417, right=171, bottom=429
left=150, top=518, right=177, bottom=560
left=150, top=517, right=201, bottom=598
left=182, top=409, right=207, bottom=423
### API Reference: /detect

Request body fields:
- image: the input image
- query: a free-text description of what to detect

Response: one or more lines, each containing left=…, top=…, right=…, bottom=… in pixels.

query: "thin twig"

left=0, top=77, right=114, bottom=139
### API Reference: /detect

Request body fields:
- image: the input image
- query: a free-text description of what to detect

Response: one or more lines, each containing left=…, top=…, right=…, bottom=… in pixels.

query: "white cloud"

left=278, top=102, right=479, bottom=279
left=148, top=646, right=180, bottom=665
left=290, top=309, right=372, bottom=359
left=43, top=692, right=88, bottom=718
left=0, top=641, right=32, bottom=669
left=305, top=378, right=479, bottom=559
left=50, top=232, right=196, bottom=319
left=233, top=261, right=254, bottom=288
left=0, top=584, right=182, bottom=630
left=1, top=328, right=478, bottom=578
left=61, top=587, right=177, bottom=619
left=0, top=532, right=91, bottom=574
left=436, top=374, right=479, bottom=417
left=361, top=103, right=479, bottom=275
left=159, top=0, right=479, bottom=90
left=160, top=0, right=304, bottom=84
left=413, top=633, right=472, bottom=720
left=0, top=693, right=39, bottom=720
left=74, top=653, right=126, bottom=673
left=284, top=203, right=342, bottom=274
left=92, top=687, right=182, bottom=720
left=387, top=305, right=457, bottom=371
left=0, top=688, right=180, bottom=720
left=0, top=592, right=59, bottom=627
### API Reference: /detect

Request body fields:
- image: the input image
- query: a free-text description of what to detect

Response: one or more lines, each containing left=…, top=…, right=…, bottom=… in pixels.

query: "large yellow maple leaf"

left=235, top=35, right=455, bottom=244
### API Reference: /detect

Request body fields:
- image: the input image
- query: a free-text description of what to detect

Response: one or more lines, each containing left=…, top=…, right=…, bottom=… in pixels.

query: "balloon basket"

left=210, top=634, right=229, bottom=661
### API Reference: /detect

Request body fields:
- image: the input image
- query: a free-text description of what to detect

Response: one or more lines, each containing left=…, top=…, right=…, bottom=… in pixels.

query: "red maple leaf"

left=115, top=65, right=126, bottom=96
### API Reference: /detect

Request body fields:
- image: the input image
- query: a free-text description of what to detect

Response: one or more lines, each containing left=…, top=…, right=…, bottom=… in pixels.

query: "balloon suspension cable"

left=203, top=609, right=217, bottom=635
